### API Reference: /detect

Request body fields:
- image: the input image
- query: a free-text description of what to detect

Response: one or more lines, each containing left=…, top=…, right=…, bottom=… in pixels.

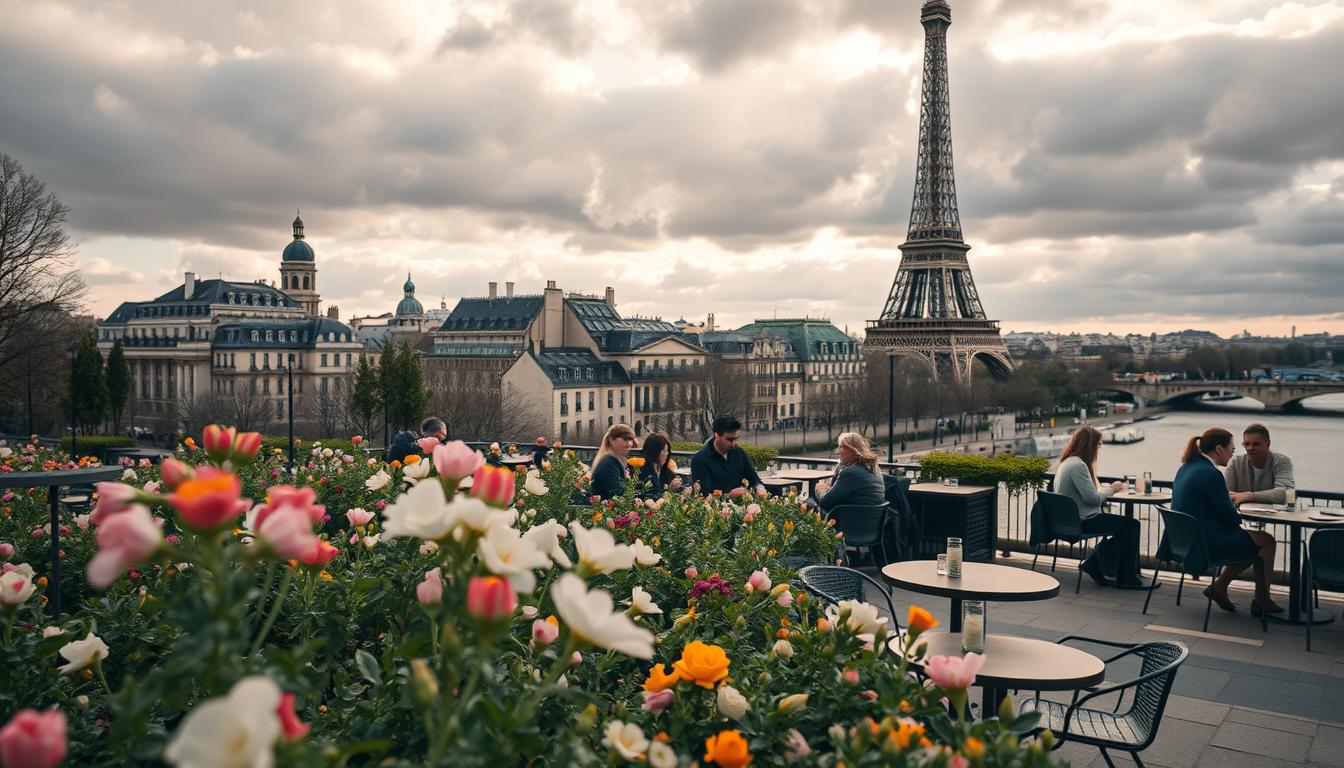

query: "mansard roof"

left=528, top=348, right=630, bottom=388
left=736, top=318, right=858, bottom=361
left=440, top=296, right=545, bottom=332
left=104, top=279, right=299, bottom=324
left=212, top=317, right=357, bottom=349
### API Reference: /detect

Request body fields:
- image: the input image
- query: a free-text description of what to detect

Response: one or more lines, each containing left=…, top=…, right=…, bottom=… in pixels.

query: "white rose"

left=381, top=481, right=455, bottom=541
left=402, top=459, right=432, bottom=483
left=58, top=632, right=110, bottom=674
left=829, top=599, right=888, bottom=635
left=364, top=469, right=391, bottom=491
left=627, top=585, right=663, bottom=615
left=602, top=721, right=650, bottom=762
left=524, top=470, right=549, bottom=496
left=552, top=573, right=654, bottom=659
left=164, top=676, right=281, bottom=768
left=362, top=534, right=380, bottom=549
left=451, top=496, right=516, bottom=534
left=630, top=539, right=662, bottom=567
left=648, top=742, right=677, bottom=768
left=121, top=468, right=137, bottom=481
left=521, top=519, right=572, bottom=568
left=42, top=626, right=65, bottom=638
left=772, top=639, right=795, bottom=658
left=321, top=448, right=334, bottom=458
left=717, top=684, right=750, bottom=719
left=568, top=522, right=634, bottom=575
left=0, top=568, right=36, bottom=606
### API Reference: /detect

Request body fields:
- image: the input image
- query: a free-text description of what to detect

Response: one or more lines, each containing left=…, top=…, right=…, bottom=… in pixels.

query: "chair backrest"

left=828, top=502, right=890, bottom=548
left=1156, top=507, right=1212, bottom=575
left=797, top=565, right=901, bottom=633
left=882, top=474, right=912, bottom=516
left=1309, top=528, right=1344, bottom=590
left=1120, top=641, right=1188, bottom=749
left=1036, top=490, right=1084, bottom=540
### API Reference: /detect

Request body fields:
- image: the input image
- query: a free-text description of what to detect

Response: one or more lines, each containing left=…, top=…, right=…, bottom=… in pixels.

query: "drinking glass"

left=1285, top=487, right=1297, bottom=511
left=1124, top=474, right=1136, bottom=492
left=936, top=554, right=948, bottom=576
left=946, top=537, right=963, bottom=579
left=1143, top=471, right=1153, bottom=494
left=961, top=601, right=986, bottom=653
left=949, top=477, right=960, bottom=488
left=942, top=477, right=950, bottom=487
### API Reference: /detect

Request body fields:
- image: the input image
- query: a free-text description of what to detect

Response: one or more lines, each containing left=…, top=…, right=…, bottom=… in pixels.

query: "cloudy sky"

left=3, top=0, right=1343, bottom=337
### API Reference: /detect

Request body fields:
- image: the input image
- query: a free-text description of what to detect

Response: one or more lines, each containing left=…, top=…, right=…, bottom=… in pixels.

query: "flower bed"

left=0, top=431, right=1062, bottom=767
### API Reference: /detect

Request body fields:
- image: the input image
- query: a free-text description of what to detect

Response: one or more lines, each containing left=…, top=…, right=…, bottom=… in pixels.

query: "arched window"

left=302, top=275, right=310, bottom=290
left=634, top=421, right=642, bottom=437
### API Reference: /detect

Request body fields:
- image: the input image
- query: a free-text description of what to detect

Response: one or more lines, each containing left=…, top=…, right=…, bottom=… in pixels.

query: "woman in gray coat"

left=815, top=432, right=887, bottom=512
left=1052, top=427, right=1143, bottom=587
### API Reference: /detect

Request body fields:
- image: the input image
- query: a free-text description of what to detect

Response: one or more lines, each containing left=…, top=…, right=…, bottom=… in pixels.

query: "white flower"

left=477, top=525, right=550, bottom=593
left=321, top=448, right=334, bottom=458
left=364, top=469, right=391, bottom=491
left=520, top=605, right=539, bottom=619
left=402, top=459, right=432, bottom=483
left=452, top=496, right=516, bottom=534
left=630, top=539, right=662, bottom=567
left=521, top=519, right=571, bottom=568
left=0, top=567, right=36, bottom=606
left=551, top=573, right=654, bottom=659
left=121, top=468, right=137, bottom=481
left=74, top=513, right=91, bottom=531
left=827, top=600, right=889, bottom=635
left=772, top=639, right=795, bottom=658
left=602, top=721, right=650, bottom=762
left=627, top=585, right=663, bottom=615
left=648, top=742, right=677, bottom=768
left=419, top=541, right=439, bottom=556
left=717, top=684, right=750, bottom=719
left=524, top=470, right=549, bottom=496
left=164, top=676, right=281, bottom=768
left=381, top=481, right=455, bottom=541
left=42, top=626, right=64, bottom=638
left=362, top=534, right=380, bottom=549
left=58, top=632, right=110, bottom=674
left=568, top=522, right=634, bottom=575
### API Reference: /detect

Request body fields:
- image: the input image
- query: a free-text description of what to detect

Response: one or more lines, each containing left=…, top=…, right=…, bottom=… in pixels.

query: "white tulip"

left=828, top=600, right=889, bottom=635
left=57, top=632, right=110, bottom=674
left=321, top=448, right=334, bottom=458
left=0, top=567, right=36, bottom=606
left=42, top=626, right=64, bottom=638
left=451, top=496, right=516, bottom=534
left=524, top=470, right=549, bottom=496
left=362, top=534, right=380, bottom=549
left=772, top=639, right=795, bottom=658
left=364, top=469, right=391, bottom=491
left=381, top=481, right=455, bottom=541
left=717, top=684, right=750, bottom=720
left=121, top=468, right=137, bottom=481
left=568, top=522, right=634, bottom=575
left=648, top=742, right=677, bottom=768
left=628, top=585, right=663, bottom=615
left=477, top=525, right=550, bottom=593
left=521, top=519, right=571, bottom=568
left=602, top=721, right=650, bottom=762
left=551, top=573, right=654, bottom=659
left=401, top=459, right=432, bottom=483
left=164, top=676, right=282, bottom=768
left=630, top=539, right=662, bottom=567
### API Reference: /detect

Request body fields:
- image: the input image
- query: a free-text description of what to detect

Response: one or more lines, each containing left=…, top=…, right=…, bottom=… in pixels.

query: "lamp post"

left=286, top=352, right=296, bottom=470
left=67, top=343, right=78, bottom=459
left=887, top=354, right=895, bottom=463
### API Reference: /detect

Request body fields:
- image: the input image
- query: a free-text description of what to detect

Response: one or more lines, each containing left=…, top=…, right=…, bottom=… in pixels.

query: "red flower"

left=470, top=465, right=516, bottom=508
left=276, top=693, right=309, bottom=741
left=202, top=424, right=237, bottom=464
left=466, top=575, right=516, bottom=621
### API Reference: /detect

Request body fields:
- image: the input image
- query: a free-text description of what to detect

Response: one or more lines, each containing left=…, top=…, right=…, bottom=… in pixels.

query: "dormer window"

left=251, top=330, right=259, bottom=342
left=266, top=331, right=274, bottom=342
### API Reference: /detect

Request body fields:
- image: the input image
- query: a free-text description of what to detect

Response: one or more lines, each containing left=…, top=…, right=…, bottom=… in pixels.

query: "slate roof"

left=529, top=348, right=630, bottom=388
left=735, top=319, right=859, bottom=361
left=428, top=342, right=522, bottom=358
left=212, top=317, right=358, bottom=349
left=104, top=279, right=299, bottom=324
left=439, top=296, right=544, bottom=332
left=565, top=297, right=694, bottom=353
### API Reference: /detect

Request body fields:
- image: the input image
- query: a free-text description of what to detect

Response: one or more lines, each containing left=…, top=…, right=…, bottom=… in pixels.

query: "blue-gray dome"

left=282, top=213, right=315, bottom=262
left=396, top=296, right=424, bottom=316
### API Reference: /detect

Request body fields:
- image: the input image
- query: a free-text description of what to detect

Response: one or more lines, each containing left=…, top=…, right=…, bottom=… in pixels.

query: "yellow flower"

left=783, top=520, right=794, bottom=532
left=673, top=640, right=731, bottom=689
left=703, top=729, right=752, bottom=768
left=963, top=737, right=985, bottom=759
left=643, top=663, right=681, bottom=692
left=777, top=693, right=809, bottom=713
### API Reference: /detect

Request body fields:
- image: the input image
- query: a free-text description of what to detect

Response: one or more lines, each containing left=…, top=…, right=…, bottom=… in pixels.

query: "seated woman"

left=814, top=432, right=887, bottom=513
left=1052, top=427, right=1144, bottom=587
left=636, top=433, right=683, bottom=497
left=1169, top=428, right=1280, bottom=615
left=589, top=423, right=637, bottom=501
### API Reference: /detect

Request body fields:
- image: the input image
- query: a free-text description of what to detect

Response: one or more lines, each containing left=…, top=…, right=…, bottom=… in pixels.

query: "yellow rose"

left=673, top=640, right=731, bottom=689
left=703, top=729, right=752, bottom=768
left=643, top=663, right=681, bottom=692
left=627, top=457, right=646, bottom=469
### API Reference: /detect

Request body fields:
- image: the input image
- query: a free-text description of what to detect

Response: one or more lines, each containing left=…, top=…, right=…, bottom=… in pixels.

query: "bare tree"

left=428, top=375, right=547, bottom=443
left=304, top=375, right=353, bottom=437
left=689, top=359, right=753, bottom=439
left=0, top=155, right=87, bottom=375
left=181, top=382, right=275, bottom=435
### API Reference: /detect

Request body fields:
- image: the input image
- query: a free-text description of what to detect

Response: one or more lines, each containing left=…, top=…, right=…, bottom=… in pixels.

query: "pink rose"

left=346, top=508, right=374, bottom=527
left=86, top=505, right=162, bottom=589
left=0, top=708, right=66, bottom=768
left=417, top=437, right=442, bottom=455
left=465, top=576, right=515, bottom=621
left=352, top=435, right=363, bottom=446
left=776, top=591, right=794, bottom=608
left=531, top=619, right=559, bottom=646
left=746, top=569, right=771, bottom=593
left=254, top=485, right=325, bottom=529
left=432, top=441, right=485, bottom=480
left=925, top=653, right=985, bottom=691
left=684, top=566, right=699, bottom=579
left=91, top=482, right=138, bottom=526
left=231, top=432, right=263, bottom=464
left=159, top=458, right=193, bottom=490
left=842, top=668, right=860, bottom=685
left=298, top=540, right=339, bottom=567
left=416, top=568, right=443, bottom=607
left=642, top=689, right=674, bottom=712
left=257, top=504, right=319, bottom=560
left=167, top=468, right=252, bottom=531
left=0, top=543, right=13, bottom=559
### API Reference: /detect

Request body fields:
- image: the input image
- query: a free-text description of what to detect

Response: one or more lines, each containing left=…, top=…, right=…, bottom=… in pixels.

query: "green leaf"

left=355, top=649, right=382, bottom=685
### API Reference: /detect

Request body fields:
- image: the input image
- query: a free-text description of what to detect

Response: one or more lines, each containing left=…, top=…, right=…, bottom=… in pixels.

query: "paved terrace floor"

left=858, top=555, right=1344, bottom=768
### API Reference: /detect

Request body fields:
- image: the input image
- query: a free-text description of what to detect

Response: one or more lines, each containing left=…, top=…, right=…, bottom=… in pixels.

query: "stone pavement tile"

left=1185, top=638, right=1261, bottom=663
left=1226, top=707, right=1320, bottom=736
left=1164, top=695, right=1230, bottom=726
left=1196, top=746, right=1313, bottom=768
left=1170, top=665, right=1231, bottom=700
left=1211, top=720, right=1312, bottom=762
left=1309, top=725, right=1344, bottom=767
left=1140, top=718, right=1217, bottom=768
left=1026, top=612, right=1094, bottom=633
left=1255, top=645, right=1329, bottom=672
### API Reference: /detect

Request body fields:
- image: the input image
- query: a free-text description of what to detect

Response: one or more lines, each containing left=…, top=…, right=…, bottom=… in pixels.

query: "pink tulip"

left=167, top=468, right=251, bottom=531
left=417, top=568, right=443, bottom=606
left=202, top=424, right=237, bottom=463
left=776, top=591, right=794, bottom=607
left=0, top=708, right=67, bottom=768
left=254, top=485, right=325, bottom=529
left=87, top=505, right=162, bottom=589
left=349, top=533, right=360, bottom=545
left=746, top=569, right=771, bottom=593
left=465, top=575, right=515, bottom=620
left=346, top=508, right=374, bottom=527
left=299, top=540, right=340, bottom=566
left=432, top=441, right=485, bottom=480
left=91, top=482, right=138, bottom=526
left=276, top=693, right=309, bottom=741
left=159, top=458, right=193, bottom=490
left=257, top=505, right=319, bottom=560
left=949, top=756, right=969, bottom=768
left=352, top=435, right=363, bottom=446
left=925, top=653, right=985, bottom=691
left=0, top=543, right=13, bottom=559
left=470, top=465, right=515, bottom=508
left=231, top=432, right=263, bottom=464
left=642, top=689, right=674, bottom=712
left=531, top=619, right=559, bottom=646
left=417, top=437, right=442, bottom=455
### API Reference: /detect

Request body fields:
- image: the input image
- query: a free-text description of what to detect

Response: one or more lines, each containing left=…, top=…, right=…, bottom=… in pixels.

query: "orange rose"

left=907, top=605, right=939, bottom=636
left=627, top=457, right=646, bottom=469
left=672, top=640, right=731, bottom=689
left=643, top=663, right=681, bottom=692
left=962, top=736, right=985, bottom=759
left=704, top=729, right=752, bottom=768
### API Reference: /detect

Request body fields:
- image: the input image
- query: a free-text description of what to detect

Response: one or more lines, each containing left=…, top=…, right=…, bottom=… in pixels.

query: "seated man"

left=690, top=415, right=765, bottom=497
left=1225, top=423, right=1295, bottom=505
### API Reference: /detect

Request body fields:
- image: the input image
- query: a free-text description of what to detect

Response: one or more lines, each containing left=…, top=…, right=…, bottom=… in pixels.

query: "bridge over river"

left=1102, top=379, right=1344, bottom=412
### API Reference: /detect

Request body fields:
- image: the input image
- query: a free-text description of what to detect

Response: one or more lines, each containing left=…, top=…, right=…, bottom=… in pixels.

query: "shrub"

left=671, top=441, right=779, bottom=471
left=59, top=435, right=136, bottom=458
left=259, top=436, right=362, bottom=456
left=917, top=452, right=1049, bottom=497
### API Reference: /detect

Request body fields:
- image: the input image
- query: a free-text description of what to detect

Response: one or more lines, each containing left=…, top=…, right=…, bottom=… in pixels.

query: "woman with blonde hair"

left=814, top=432, right=886, bottom=513
left=1052, top=426, right=1143, bottom=587
left=589, top=423, right=637, bottom=500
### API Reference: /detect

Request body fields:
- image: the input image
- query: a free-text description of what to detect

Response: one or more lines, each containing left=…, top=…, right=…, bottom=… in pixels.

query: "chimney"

left=542, top=279, right=563, bottom=347
left=707, top=312, right=715, bottom=332
left=488, top=281, right=498, bottom=299
left=327, top=305, right=340, bottom=320
left=506, top=281, right=515, bottom=298
left=604, top=286, right=615, bottom=307
left=183, top=272, right=196, bottom=300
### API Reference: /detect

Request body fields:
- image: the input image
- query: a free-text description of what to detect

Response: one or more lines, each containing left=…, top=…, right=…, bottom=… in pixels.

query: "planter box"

left=906, top=482, right=998, bottom=562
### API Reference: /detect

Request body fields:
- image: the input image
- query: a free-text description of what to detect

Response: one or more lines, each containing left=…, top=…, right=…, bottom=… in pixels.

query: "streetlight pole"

left=68, top=343, right=78, bottom=458
left=287, top=353, right=296, bottom=470
left=887, top=354, right=895, bottom=463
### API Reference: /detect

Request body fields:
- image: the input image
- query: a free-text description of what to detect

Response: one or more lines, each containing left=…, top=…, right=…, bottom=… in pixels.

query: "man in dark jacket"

left=690, top=416, right=765, bottom=496
left=386, top=430, right=420, bottom=465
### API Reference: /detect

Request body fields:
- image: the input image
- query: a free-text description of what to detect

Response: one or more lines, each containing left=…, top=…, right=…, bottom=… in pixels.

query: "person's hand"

left=1230, top=491, right=1254, bottom=505
left=816, top=480, right=832, bottom=495
left=669, top=476, right=683, bottom=490
left=1109, top=481, right=1125, bottom=493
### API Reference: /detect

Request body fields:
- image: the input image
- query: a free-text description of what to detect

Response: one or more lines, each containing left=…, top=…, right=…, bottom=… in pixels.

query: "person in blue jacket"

left=589, top=423, right=637, bottom=501
left=1168, top=428, right=1280, bottom=615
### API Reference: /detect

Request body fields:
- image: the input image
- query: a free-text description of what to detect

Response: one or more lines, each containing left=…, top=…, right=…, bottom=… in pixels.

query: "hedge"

left=916, top=451, right=1049, bottom=497
left=60, top=436, right=136, bottom=458
left=259, top=436, right=363, bottom=456
left=671, top=440, right=778, bottom=471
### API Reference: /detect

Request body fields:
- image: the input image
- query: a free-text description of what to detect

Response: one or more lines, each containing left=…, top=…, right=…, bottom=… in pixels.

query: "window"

left=266, top=330, right=274, bottom=342
left=560, top=422, right=568, bottom=440
left=607, top=389, right=613, bottom=408
left=276, top=400, right=284, bottom=418
left=249, top=353, right=256, bottom=369
left=278, top=377, right=284, bottom=394
left=789, top=404, right=795, bottom=416
left=251, top=330, right=259, bottom=342
left=620, top=390, right=626, bottom=407
left=321, top=377, right=328, bottom=392
left=321, top=353, right=328, bottom=367
left=589, top=419, right=595, bottom=435
left=575, top=393, right=582, bottom=414
left=560, top=393, right=569, bottom=416
left=263, top=378, right=271, bottom=394
left=608, top=416, right=614, bottom=426
left=588, top=391, right=594, bottom=410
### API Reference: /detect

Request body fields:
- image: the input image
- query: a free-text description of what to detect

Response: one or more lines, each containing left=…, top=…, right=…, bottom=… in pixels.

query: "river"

left=1095, top=394, right=1344, bottom=492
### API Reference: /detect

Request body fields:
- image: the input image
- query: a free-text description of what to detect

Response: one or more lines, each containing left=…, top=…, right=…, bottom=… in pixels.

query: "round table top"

left=893, top=633, right=1106, bottom=692
left=499, top=455, right=534, bottom=465
left=881, top=561, right=1060, bottom=602
left=776, top=468, right=835, bottom=480
left=1239, top=503, right=1344, bottom=528
left=1110, top=490, right=1172, bottom=503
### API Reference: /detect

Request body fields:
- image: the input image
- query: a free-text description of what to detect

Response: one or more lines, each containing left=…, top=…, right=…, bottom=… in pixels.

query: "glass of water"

left=949, top=477, right=959, bottom=488
left=1124, top=474, right=1136, bottom=492
left=936, top=554, right=948, bottom=575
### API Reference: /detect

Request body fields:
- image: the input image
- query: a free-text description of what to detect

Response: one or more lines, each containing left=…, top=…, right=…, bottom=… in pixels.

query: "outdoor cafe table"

left=1108, top=489, right=1172, bottom=518
left=893, top=632, right=1105, bottom=717
left=0, top=466, right=124, bottom=616
left=905, top=482, right=999, bottom=562
left=775, top=468, right=834, bottom=496
left=498, top=454, right=534, bottom=469
left=759, top=474, right=804, bottom=496
left=881, top=560, right=1060, bottom=632
left=1239, top=503, right=1344, bottom=625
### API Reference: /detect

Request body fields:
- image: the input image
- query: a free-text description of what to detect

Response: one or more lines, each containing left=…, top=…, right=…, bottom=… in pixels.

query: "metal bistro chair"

left=1031, top=491, right=1110, bottom=593
left=797, top=565, right=900, bottom=635
left=1143, top=507, right=1267, bottom=633
left=826, top=502, right=891, bottom=567
left=1306, top=529, right=1344, bottom=652
left=1020, top=637, right=1188, bottom=768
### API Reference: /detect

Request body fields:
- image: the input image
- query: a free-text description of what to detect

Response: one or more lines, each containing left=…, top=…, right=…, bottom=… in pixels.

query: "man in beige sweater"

left=1226, top=423, right=1296, bottom=505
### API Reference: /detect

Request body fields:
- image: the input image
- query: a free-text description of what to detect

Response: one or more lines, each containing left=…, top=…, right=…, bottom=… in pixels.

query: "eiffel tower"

left=865, top=0, right=1012, bottom=382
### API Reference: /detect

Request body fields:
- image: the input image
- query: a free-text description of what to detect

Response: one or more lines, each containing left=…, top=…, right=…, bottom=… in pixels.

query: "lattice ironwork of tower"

left=865, top=0, right=1013, bottom=383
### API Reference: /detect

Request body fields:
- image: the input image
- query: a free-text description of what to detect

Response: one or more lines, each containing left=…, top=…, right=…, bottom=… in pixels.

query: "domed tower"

left=394, top=273, right=425, bottom=329
left=279, top=212, right=320, bottom=316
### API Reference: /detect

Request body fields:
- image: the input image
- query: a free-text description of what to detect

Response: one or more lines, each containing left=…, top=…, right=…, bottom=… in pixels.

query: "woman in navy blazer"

left=1170, top=428, right=1280, bottom=615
